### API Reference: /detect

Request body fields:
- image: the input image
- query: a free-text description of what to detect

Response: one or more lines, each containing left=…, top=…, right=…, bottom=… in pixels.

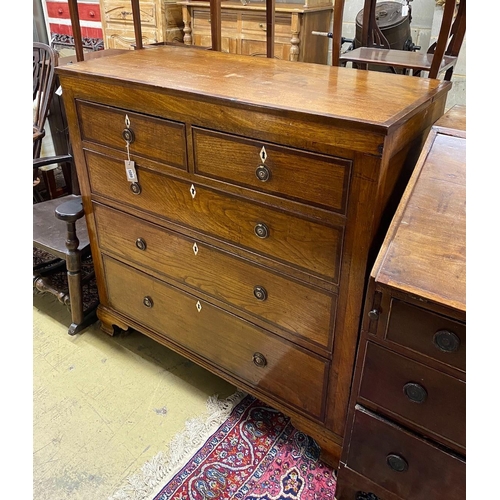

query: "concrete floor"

left=33, top=292, right=236, bottom=500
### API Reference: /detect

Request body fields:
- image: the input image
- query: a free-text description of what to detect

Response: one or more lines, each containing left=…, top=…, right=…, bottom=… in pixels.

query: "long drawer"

left=86, top=150, right=343, bottom=281
left=359, top=342, right=465, bottom=450
left=385, top=299, right=466, bottom=372
left=192, top=127, right=351, bottom=213
left=103, top=255, right=329, bottom=419
left=94, top=203, right=336, bottom=350
left=76, top=100, right=187, bottom=169
left=345, top=406, right=465, bottom=500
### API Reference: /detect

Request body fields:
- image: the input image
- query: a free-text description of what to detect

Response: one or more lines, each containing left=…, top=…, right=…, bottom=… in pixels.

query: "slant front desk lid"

left=56, top=45, right=450, bottom=133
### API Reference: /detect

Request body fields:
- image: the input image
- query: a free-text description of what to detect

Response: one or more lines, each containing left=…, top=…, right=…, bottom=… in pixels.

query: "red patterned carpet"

left=151, top=395, right=337, bottom=500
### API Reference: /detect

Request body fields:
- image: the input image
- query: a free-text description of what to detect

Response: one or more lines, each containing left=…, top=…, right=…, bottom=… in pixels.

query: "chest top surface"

left=56, top=45, right=449, bottom=131
left=372, top=128, right=466, bottom=312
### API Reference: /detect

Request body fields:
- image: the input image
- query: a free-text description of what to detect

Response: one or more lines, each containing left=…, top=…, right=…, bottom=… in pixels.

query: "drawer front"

left=241, top=14, right=291, bottom=35
left=359, top=342, right=465, bottom=449
left=94, top=204, right=336, bottom=349
left=386, top=299, right=466, bottom=371
left=86, top=151, right=343, bottom=281
left=346, top=407, right=465, bottom=500
left=104, top=2, right=157, bottom=27
left=104, top=29, right=159, bottom=49
left=193, top=128, right=351, bottom=213
left=192, top=10, right=238, bottom=31
left=241, top=39, right=289, bottom=60
left=103, top=255, right=328, bottom=419
left=77, top=101, right=187, bottom=169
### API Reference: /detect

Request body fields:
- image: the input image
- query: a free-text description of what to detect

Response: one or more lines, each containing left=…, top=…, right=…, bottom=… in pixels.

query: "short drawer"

left=76, top=101, right=187, bottom=169
left=240, top=14, right=291, bottom=35
left=94, top=203, right=336, bottom=349
left=104, top=1, right=157, bottom=27
left=192, top=10, right=238, bottom=31
left=103, top=255, right=329, bottom=419
left=193, top=128, right=351, bottom=213
left=385, top=299, right=466, bottom=371
left=346, top=407, right=465, bottom=500
left=86, top=150, right=343, bottom=281
left=359, top=342, right=465, bottom=450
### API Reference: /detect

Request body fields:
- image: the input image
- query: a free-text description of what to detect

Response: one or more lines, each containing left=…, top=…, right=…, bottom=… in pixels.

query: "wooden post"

left=331, top=0, right=345, bottom=66
left=67, top=0, right=84, bottom=62
left=210, top=0, right=222, bottom=51
left=266, top=0, right=275, bottom=58
left=130, top=0, right=144, bottom=49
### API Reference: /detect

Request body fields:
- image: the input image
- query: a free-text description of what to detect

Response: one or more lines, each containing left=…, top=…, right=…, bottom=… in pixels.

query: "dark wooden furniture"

left=177, top=0, right=333, bottom=63
left=33, top=156, right=98, bottom=335
left=335, top=105, right=466, bottom=499
left=339, top=0, right=466, bottom=80
left=56, top=44, right=450, bottom=466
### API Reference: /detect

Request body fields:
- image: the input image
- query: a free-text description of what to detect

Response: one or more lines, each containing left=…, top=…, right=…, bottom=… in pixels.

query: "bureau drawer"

left=192, top=128, right=351, bottom=213
left=385, top=299, right=466, bottom=371
left=94, top=204, right=336, bottom=350
left=86, top=150, right=343, bottom=281
left=359, top=342, right=465, bottom=450
left=346, top=407, right=465, bottom=500
left=104, top=1, right=157, bottom=27
left=192, top=10, right=238, bottom=31
left=76, top=101, right=187, bottom=169
left=240, top=14, right=291, bottom=36
left=103, top=255, right=328, bottom=419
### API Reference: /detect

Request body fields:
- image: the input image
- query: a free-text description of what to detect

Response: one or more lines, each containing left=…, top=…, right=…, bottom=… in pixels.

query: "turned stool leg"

left=55, top=196, right=97, bottom=335
left=65, top=219, right=84, bottom=330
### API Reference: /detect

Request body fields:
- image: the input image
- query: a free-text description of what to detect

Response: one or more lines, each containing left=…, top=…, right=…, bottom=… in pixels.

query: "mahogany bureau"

left=335, top=105, right=466, bottom=499
left=56, top=46, right=450, bottom=465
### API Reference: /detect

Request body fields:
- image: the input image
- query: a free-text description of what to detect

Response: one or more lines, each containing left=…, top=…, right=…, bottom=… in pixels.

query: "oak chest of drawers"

left=57, top=45, right=450, bottom=465
left=177, top=0, right=332, bottom=63
left=335, top=106, right=466, bottom=498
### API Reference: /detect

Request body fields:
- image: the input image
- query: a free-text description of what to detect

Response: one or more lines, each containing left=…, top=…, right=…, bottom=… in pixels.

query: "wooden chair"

left=33, top=6, right=104, bottom=335
left=338, top=0, right=466, bottom=80
left=33, top=42, right=72, bottom=201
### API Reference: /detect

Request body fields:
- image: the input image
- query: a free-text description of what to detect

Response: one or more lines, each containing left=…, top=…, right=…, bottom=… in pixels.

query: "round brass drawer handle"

left=255, top=165, right=270, bottom=182
left=386, top=453, right=408, bottom=473
left=143, top=296, right=154, bottom=308
left=433, top=329, right=460, bottom=353
left=254, top=223, right=269, bottom=239
left=253, top=286, right=268, bottom=301
left=136, top=238, right=147, bottom=251
left=130, top=182, right=142, bottom=195
left=122, top=128, right=135, bottom=144
left=403, top=382, right=427, bottom=404
left=252, top=352, right=267, bottom=367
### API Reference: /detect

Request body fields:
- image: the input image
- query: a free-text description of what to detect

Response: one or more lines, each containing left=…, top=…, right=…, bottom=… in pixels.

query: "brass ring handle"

left=255, top=165, right=270, bottom=182
left=136, top=238, right=147, bottom=251
left=252, top=352, right=267, bottom=367
left=253, top=286, right=268, bottom=301
left=143, top=296, right=154, bottom=308
left=254, top=223, right=269, bottom=239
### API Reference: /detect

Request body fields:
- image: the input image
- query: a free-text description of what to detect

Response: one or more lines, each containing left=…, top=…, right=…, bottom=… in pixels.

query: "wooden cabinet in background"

left=99, top=0, right=184, bottom=49
left=335, top=106, right=466, bottom=500
left=57, top=46, right=450, bottom=468
left=177, top=0, right=333, bottom=63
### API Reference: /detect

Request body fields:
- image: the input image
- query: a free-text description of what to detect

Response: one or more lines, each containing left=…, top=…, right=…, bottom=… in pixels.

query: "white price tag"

left=124, top=160, right=137, bottom=183
left=402, top=5, right=409, bottom=16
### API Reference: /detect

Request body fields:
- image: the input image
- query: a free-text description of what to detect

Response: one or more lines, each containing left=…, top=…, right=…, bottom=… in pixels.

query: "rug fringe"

left=108, top=390, right=247, bottom=500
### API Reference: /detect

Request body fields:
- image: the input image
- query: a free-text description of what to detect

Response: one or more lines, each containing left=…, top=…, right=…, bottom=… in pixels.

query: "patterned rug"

left=112, top=393, right=336, bottom=500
